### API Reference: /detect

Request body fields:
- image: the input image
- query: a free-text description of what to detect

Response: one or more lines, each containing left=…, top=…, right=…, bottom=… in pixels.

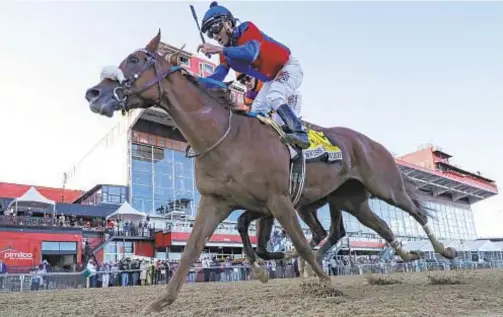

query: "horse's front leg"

left=143, top=195, right=232, bottom=313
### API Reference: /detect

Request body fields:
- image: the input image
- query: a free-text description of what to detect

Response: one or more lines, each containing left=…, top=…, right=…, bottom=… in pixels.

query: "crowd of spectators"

left=0, top=210, right=154, bottom=239
left=84, top=256, right=301, bottom=289
left=1, top=209, right=107, bottom=231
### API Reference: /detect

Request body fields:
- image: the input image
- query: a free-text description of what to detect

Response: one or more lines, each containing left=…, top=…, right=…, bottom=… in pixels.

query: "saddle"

left=248, top=112, right=343, bottom=206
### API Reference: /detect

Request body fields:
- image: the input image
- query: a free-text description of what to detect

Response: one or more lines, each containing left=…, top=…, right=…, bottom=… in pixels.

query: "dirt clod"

left=300, top=279, right=344, bottom=298
left=366, top=274, right=404, bottom=285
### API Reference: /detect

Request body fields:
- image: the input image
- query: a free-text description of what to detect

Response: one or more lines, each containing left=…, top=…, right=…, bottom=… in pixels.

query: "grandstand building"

left=0, top=43, right=498, bottom=268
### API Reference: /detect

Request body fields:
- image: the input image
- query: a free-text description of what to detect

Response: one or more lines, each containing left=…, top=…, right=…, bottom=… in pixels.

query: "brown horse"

left=238, top=176, right=433, bottom=282
left=84, top=31, right=457, bottom=312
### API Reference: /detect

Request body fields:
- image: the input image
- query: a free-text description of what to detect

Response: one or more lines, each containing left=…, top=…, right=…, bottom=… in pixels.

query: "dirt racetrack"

left=2, top=269, right=503, bottom=317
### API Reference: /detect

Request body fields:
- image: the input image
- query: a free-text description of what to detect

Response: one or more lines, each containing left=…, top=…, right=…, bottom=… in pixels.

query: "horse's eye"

left=128, top=56, right=139, bottom=64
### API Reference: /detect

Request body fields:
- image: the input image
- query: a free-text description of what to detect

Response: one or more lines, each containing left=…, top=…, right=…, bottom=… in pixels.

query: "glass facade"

left=131, top=143, right=198, bottom=216
left=104, top=241, right=134, bottom=263
left=316, top=199, right=477, bottom=241
left=81, top=185, right=128, bottom=206
left=129, top=135, right=477, bottom=241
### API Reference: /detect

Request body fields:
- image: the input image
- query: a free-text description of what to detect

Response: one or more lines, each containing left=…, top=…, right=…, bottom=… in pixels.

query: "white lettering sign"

left=3, top=251, right=33, bottom=260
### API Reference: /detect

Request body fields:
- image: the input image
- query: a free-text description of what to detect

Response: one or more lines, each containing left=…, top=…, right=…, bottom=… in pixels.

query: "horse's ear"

left=146, top=29, right=161, bottom=53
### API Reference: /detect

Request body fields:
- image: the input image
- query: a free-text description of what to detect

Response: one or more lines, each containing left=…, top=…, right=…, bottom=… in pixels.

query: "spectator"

left=0, top=259, right=7, bottom=289
left=86, top=259, right=97, bottom=288
left=101, top=262, right=110, bottom=288
left=140, top=261, right=148, bottom=285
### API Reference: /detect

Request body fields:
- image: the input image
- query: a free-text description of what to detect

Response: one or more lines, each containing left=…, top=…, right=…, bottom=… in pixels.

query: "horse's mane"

left=183, top=71, right=240, bottom=111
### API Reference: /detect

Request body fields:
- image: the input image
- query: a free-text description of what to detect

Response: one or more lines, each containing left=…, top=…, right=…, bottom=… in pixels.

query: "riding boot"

left=275, top=104, right=310, bottom=149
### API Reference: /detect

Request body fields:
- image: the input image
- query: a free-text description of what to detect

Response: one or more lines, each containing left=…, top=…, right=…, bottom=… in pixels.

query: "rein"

left=102, top=48, right=233, bottom=159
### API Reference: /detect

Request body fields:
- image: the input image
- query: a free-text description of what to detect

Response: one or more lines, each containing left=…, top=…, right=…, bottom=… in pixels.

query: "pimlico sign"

left=0, top=247, right=33, bottom=261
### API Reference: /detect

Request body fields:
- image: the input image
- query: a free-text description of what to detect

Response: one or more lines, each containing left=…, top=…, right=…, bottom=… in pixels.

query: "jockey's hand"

left=197, top=43, right=223, bottom=55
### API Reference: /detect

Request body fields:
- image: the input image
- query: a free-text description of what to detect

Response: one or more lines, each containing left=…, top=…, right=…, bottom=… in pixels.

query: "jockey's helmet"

left=201, top=2, right=236, bottom=38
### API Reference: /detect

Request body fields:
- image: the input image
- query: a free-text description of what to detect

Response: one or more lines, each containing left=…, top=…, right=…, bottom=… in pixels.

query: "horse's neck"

left=160, top=74, right=230, bottom=154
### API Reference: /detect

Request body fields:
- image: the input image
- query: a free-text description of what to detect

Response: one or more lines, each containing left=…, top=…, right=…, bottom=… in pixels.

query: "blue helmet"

left=201, top=2, right=236, bottom=34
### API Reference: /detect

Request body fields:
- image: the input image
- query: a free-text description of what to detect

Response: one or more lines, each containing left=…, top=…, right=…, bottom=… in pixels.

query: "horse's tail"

left=403, top=175, right=438, bottom=221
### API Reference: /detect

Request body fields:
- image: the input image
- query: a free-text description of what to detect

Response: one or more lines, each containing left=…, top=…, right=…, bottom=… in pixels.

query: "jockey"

left=198, top=2, right=310, bottom=149
left=237, top=72, right=303, bottom=125
left=236, top=72, right=263, bottom=108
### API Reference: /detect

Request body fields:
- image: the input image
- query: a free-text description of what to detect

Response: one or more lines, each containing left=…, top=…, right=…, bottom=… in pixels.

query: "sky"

left=0, top=1, right=502, bottom=236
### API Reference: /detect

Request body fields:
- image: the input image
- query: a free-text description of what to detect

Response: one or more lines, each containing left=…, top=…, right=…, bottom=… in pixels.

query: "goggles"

left=238, top=75, right=253, bottom=85
left=206, top=21, right=224, bottom=39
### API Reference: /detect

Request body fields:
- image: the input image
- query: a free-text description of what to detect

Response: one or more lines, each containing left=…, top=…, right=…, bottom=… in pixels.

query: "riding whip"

left=189, top=5, right=212, bottom=59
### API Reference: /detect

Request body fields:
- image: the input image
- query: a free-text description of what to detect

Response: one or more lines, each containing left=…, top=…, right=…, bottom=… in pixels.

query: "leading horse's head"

left=85, top=30, right=183, bottom=118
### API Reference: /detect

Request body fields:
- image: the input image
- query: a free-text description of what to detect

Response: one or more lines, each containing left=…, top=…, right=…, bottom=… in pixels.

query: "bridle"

left=108, top=48, right=182, bottom=115
left=102, top=48, right=233, bottom=159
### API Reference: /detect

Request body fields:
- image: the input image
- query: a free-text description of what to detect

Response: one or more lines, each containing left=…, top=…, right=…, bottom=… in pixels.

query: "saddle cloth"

left=250, top=112, right=343, bottom=164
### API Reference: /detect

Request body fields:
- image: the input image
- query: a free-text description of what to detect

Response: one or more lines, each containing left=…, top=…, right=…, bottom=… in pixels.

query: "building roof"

left=0, top=182, right=83, bottom=204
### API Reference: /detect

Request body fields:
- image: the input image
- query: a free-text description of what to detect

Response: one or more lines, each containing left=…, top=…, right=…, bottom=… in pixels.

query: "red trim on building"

left=155, top=232, right=258, bottom=248
left=350, top=241, right=385, bottom=249
left=134, top=241, right=155, bottom=257
left=0, top=231, right=83, bottom=269
left=395, top=158, right=497, bottom=192
left=0, top=182, right=84, bottom=203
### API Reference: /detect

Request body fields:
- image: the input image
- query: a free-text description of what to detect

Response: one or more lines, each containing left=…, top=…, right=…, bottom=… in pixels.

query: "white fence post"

left=19, top=275, right=24, bottom=292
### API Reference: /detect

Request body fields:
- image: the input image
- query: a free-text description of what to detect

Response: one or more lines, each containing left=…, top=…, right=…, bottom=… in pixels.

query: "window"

left=180, top=56, right=190, bottom=66
left=41, top=242, right=60, bottom=251
left=59, top=242, right=77, bottom=251
left=41, top=242, right=77, bottom=253
left=132, top=143, right=153, bottom=161
left=204, top=63, right=214, bottom=73
left=104, top=241, right=134, bottom=262
left=199, top=62, right=215, bottom=76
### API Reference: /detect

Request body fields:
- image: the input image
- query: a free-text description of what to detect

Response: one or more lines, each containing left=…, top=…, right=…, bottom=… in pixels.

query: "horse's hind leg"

left=237, top=210, right=269, bottom=283
left=255, top=216, right=290, bottom=260
left=295, top=202, right=330, bottom=277
left=299, top=201, right=329, bottom=250
left=315, top=202, right=347, bottom=264
left=254, top=202, right=328, bottom=278
left=284, top=200, right=330, bottom=259
left=268, top=195, right=331, bottom=283
left=369, top=175, right=457, bottom=259
left=335, top=181, right=423, bottom=262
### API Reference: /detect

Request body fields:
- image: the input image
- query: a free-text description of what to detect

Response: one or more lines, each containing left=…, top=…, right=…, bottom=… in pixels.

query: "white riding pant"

left=250, top=55, right=304, bottom=125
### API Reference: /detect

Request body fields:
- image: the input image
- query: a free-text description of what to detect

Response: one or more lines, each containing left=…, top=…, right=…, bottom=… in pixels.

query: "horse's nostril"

left=85, top=88, right=101, bottom=102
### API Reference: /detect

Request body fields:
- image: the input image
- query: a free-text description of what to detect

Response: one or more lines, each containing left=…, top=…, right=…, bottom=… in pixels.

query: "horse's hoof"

left=142, top=300, right=162, bottom=314
left=284, top=251, right=299, bottom=260
left=442, top=247, right=458, bottom=259
left=320, top=277, right=332, bottom=286
left=304, top=264, right=315, bottom=277
left=253, top=267, right=269, bottom=284
left=142, top=295, right=173, bottom=314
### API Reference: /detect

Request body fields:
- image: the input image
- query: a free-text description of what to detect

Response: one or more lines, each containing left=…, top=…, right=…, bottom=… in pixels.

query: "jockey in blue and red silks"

left=198, top=1, right=310, bottom=149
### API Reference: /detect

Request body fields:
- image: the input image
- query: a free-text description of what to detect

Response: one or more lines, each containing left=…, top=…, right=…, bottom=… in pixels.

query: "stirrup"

left=284, top=133, right=310, bottom=149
